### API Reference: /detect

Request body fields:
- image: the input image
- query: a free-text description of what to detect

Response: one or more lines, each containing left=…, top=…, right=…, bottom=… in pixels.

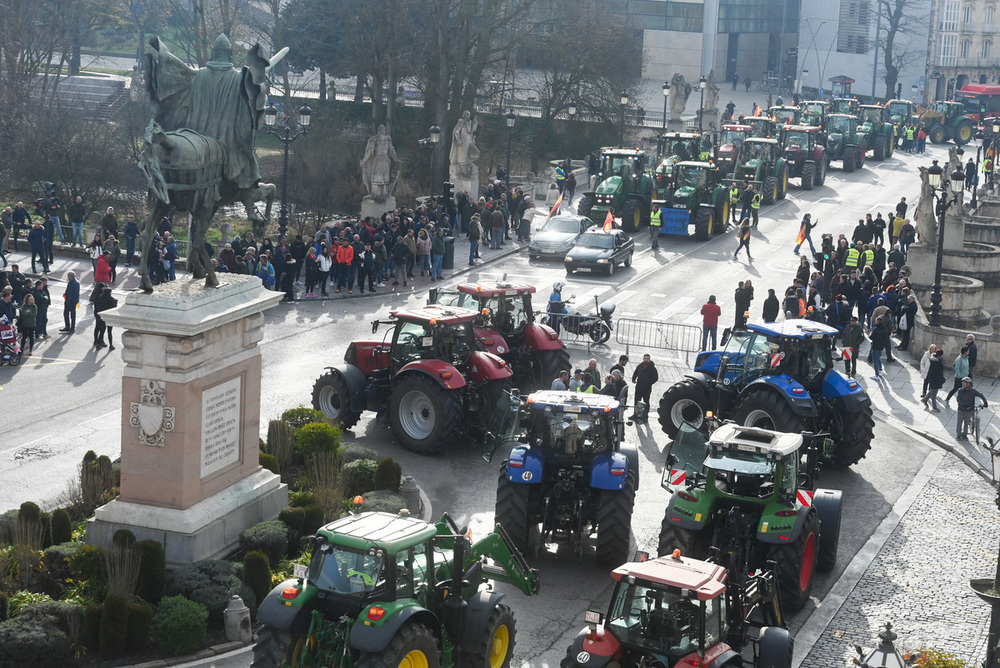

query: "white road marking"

left=652, top=296, right=695, bottom=321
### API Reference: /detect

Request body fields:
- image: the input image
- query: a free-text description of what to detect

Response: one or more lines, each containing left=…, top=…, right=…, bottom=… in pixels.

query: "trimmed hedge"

left=342, top=459, right=378, bottom=497
left=239, top=521, right=289, bottom=568
left=164, top=560, right=255, bottom=624
left=100, top=594, right=129, bottom=657
left=153, top=596, right=208, bottom=656
left=126, top=601, right=154, bottom=653
left=242, top=550, right=273, bottom=610
left=135, top=540, right=166, bottom=604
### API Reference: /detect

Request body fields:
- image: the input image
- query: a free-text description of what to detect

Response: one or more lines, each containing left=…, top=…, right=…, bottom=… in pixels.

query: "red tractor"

left=779, top=125, right=829, bottom=190
left=561, top=551, right=790, bottom=668
left=716, top=124, right=751, bottom=176
left=311, top=305, right=515, bottom=455
left=429, top=280, right=572, bottom=391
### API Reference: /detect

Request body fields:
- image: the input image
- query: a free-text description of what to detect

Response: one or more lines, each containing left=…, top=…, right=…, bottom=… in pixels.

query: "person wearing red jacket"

left=95, top=251, right=112, bottom=285
left=700, top=295, right=722, bottom=351
left=335, top=238, right=354, bottom=293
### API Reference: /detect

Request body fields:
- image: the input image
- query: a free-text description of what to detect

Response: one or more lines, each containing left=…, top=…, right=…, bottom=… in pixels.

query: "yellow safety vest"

left=700, top=150, right=711, bottom=161
left=985, top=159, right=994, bottom=174
left=556, top=167, right=566, bottom=181
left=863, top=249, right=874, bottom=266
left=729, top=187, right=740, bottom=203
left=650, top=210, right=662, bottom=228
left=751, top=194, right=761, bottom=210
left=845, top=247, right=861, bottom=267
left=906, top=127, right=915, bottom=140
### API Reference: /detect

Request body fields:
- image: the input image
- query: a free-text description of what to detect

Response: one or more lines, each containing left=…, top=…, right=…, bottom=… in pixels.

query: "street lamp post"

left=264, top=104, right=312, bottom=239
left=568, top=100, right=577, bottom=122
left=662, top=82, right=670, bottom=131
left=619, top=91, right=629, bottom=148
left=926, top=159, right=967, bottom=326
left=505, top=109, right=516, bottom=187
left=697, top=76, right=707, bottom=133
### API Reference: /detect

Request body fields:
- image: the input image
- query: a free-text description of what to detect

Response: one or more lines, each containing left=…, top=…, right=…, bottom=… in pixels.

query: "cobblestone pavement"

left=799, top=453, right=999, bottom=667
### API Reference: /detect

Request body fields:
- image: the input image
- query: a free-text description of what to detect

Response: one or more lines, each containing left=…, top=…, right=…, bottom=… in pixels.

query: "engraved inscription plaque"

left=201, top=376, right=242, bottom=477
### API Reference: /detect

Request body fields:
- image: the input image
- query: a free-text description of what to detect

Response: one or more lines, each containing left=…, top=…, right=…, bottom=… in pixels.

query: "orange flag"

left=795, top=222, right=807, bottom=246
left=547, top=192, right=564, bottom=220
left=603, top=209, right=615, bottom=232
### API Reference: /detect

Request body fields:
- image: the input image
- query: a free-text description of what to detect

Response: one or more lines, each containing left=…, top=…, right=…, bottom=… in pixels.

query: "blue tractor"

left=657, top=320, right=874, bottom=469
left=488, top=391, right=640, bottom=565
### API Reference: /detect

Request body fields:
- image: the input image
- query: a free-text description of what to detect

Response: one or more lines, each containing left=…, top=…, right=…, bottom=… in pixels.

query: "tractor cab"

left=800, top=100, right=831, bottom=127
left=656, top=132, right=704, bottom=185
left=717, top=124, right=751, bottom=173
left=830, top=96, right=860, bottom=116
left=884, top=99, right=916, bottom=125
left=599, top=554, right=728, bottom=662
left=781, top=125, right=821, bottom=153
left=702, top=424, right=801, bottom=501
left=521, top=391, right=623, bottom=460
left=745, top=116, right=777, bottom=138
left=858, top=104, right=886, bottom=130
left=434, top=281, right=538, bottom=340
left=383, top=306, right=481, bottom=374
left=768, top=105, right=801, bottom=125
left=599, top=149, right=647, bottom=183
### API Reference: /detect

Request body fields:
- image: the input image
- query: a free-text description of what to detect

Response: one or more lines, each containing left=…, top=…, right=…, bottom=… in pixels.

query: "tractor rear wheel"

left=251, top=625, right=293, bottom=667
left=494, top=468, right=532, bottom=551
left=776, top=166, right=789, bottom=200
left=658, top=379, right=711, bottom=438
left=734, top=387, right=807, bottom=433
left=595, top=476, right=635, bottom=564
left=389, top=374, right=461, bottom=455
left=715, top=198, right=730, bottom=233
left=465, top=604, right=517, bottom=668
left=576, top=195, right=596, bottom=220
left=530, top=349, right=572, bottom=392
left=842, top=145, right=857, bottom=173
left=693, top=208, right=714, bottom=241
left=762, top=176, right=778, bottom=205
left=658, top=519, right=711, bottom=559
left=770, top=511, right=819, bottom=613
left=954, top=118, right=974, bottom=145
left=815, top=156, right=828, bottom=185
left=801, top=162, right=815, bottom=190
left=758, top=627, right=794, bottom=668
left=874, top=134, right=888, bottom=161
left=825, top=405, right=875, bottom=469
left=620, top=198, right=641, bottom=233
left=312, top=372, right=362, bottom=429
left=356, top=621, right=440, bottom=668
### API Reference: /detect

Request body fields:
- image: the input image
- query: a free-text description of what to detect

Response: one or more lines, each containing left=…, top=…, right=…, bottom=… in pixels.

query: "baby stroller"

left=0, top=317, right=22, bottom=366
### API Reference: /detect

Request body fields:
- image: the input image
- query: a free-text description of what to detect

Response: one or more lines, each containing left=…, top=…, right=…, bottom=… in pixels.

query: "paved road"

left=4, top=139, right=996, bottom=667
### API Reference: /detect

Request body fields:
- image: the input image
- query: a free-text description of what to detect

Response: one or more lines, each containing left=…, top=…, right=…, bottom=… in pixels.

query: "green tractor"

left=919, top=101, right=974, bottom=145
left=822, top=113, right=866, bottom=172
left=857, top=104, right=895, bottom=160
left=655, top=161, right=731, bottom=241
left=884, top=99, right=919, bottom=130
left=768, top=105, right=801, bottom=125
left=799, top=100, right=831, bottom=128
left=658, top=422, right=843, bottom=613
left=578, top=148, right=655, bottom=232
left=253, top=510, right=539, bottom=668
left=725, top=138, right=789, bottom=204
left=830, top=96, right=860, bottom=116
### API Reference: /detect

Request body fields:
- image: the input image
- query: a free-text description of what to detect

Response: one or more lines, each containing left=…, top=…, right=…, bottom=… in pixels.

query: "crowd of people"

left=548, top=354, right=660, bottom=423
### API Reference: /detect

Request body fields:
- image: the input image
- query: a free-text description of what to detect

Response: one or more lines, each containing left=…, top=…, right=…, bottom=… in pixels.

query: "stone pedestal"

left=450, top=164, right=480, bottom=200
left=86, top=274, right=287, bottom=566
left=360, top=195, right=396, bottom=220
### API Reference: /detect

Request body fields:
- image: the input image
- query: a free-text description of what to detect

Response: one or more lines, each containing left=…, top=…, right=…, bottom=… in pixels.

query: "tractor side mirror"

left=371, top=320, right=380, bottom=334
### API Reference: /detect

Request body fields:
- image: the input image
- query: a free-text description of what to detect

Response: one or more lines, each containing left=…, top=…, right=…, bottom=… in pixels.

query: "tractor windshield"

left=527, top=409, right=614, bottom=457
left=826, top=116, right=852, bottom=135
left=480, top=295, right=531, bottom=335
left=602, top=155, right=640, bottom=177
left=747, top=119, right=772, bottom=137
left=720, top=129, right=747, bottom=145
left=308, top=543, right=387, bottom=596
left=392, top=320, right=476, bottom=370
left=861, top=108, right=882, bottom=125
left=708, top=448, right=796, bottom=497
left=607, top=581, right=708, bottom=656
left=783, top=131, right=810, bottom=148
left=675, top=166, right=707, bottom=189
left=773, top=336, right=833, bottom=388
left=741, top=142, right=765, bottom=160
left=886, top=101, right=911, bottom=119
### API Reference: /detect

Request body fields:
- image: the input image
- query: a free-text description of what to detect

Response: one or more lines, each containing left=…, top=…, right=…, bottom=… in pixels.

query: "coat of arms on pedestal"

left=130, top=379, right=176, bottom=447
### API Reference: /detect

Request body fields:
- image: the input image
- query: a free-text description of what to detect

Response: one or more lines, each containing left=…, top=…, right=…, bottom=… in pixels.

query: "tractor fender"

left=321, top=364, right=368, bottom=413
left=703, top=648, right=741, bottom=668
left=590, top=451, right=630, bottom=490
left=564, top=625, right=620, bottom=667
left=758, top=504, right=815, bottom=544
left=505, top=446, right=544, bottom=484
left=467, top=350, right=514, bottom=383
left=774, top=157, right=787, bottom=175
left=474, top=326, right=511, bottom=356
left=397, top=359, right=467, bottom=390
left=349, top=605, right=439, bottom=653
left=812, top=488, right=843, bottom=537
left=821, top=371, right=871, bottom=411
left=742, top=376, right=819, bottom=417
left=618, top=442, right=640, bottom=491
left=255, top=579, right=315, bottom=632
left=522, top=322, right=564, bottom=351
left=459, top=591, right=508, bottom=652
left=661, top=493, right=709, bottom=531
left=682, top=370, right=716, bottom=389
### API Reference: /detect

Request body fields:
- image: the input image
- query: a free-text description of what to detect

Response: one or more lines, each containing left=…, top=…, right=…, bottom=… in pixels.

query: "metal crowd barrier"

left=614, top=317, right=702, bottom=361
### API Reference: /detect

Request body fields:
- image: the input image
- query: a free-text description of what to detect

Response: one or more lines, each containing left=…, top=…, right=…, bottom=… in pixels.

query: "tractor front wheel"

left=734, top=388, right=807, bottom=433
left=356, top=621, right=441, bottom=668
left=658, top=379, right=711, bottom=438
left=658, top=519, right=711, bottom=559
left=250, top=625, right=293, bottom=667
left=874, top=134, right=888, bottom=161
left=825, top=405, right=875, bottom=469
left=312, top=372, right=362, bottom=429
left=620, top=198, right=641, bottom=233
left=466, top=604, right=517, bottom=668
left=815, top=156, right=828, bottom=185
left=770, top=511, right=820, bottom=613
left=928, top=124, right=945, bottom=144
left=693, top=208, right=714, bottom=241
left=762, top=176, right=778, bottom=205
left=801, top=162, right=815, bottom=190
left=389, top=374, right=461, bottom=455
left=843, top=145, right=857, bottom=173
left=576, top=195, right=596, bottom=220
left=494, top=469, right=532, bottom=552
left=777, top=166, right=789, bottom=200
left=595, top=476, right=635, bottom=564
left=758, top=627, right=794, bottom=668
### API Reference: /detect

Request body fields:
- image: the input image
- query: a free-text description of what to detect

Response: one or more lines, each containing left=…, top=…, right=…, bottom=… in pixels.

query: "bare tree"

left=879, top=0, right=926, bottom=100
left=164, top=0, right=252, bottom=66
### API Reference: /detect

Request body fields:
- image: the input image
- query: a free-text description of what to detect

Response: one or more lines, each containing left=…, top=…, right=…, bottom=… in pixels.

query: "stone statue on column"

left=449, top=111, right=480, bottom=198
left=703, top=70, right=720, bottom=113
left=669, top=73, right=692, bottom=122
left=359, top=124, right=400, bottom=218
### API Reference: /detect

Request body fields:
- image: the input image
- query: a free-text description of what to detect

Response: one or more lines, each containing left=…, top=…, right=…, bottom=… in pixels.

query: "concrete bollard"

left=223, top=594, right=253, bottom=644
left=399, top=475, right=422, bottom=516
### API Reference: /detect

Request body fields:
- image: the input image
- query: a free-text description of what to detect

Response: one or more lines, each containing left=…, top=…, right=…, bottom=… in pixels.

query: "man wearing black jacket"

left=762, top=289, right=780, bottom=322
left=630, top=355, right=659, bottom=422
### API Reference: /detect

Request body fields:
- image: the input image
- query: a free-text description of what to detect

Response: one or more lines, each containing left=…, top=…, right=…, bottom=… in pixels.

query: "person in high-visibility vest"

left=862, top=244, right=874, bottom=269
left=844, top=242, right=861, bottom=270
left=750, top=187, right=761, bottom=227
left=905, top=125, right=916, bottom=153
left=729, top=185, right=740, bottom=223
left=555, top=163, right=567, bottom=194
left=984, top=155, right=994, bottom=188
left=649, top=203, right=662, bottom=251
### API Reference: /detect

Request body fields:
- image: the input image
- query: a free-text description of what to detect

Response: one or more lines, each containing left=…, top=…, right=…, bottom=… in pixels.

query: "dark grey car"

left=564, top=229, right=635, bottom=276
left=528, top=214, right=595, bottom=259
